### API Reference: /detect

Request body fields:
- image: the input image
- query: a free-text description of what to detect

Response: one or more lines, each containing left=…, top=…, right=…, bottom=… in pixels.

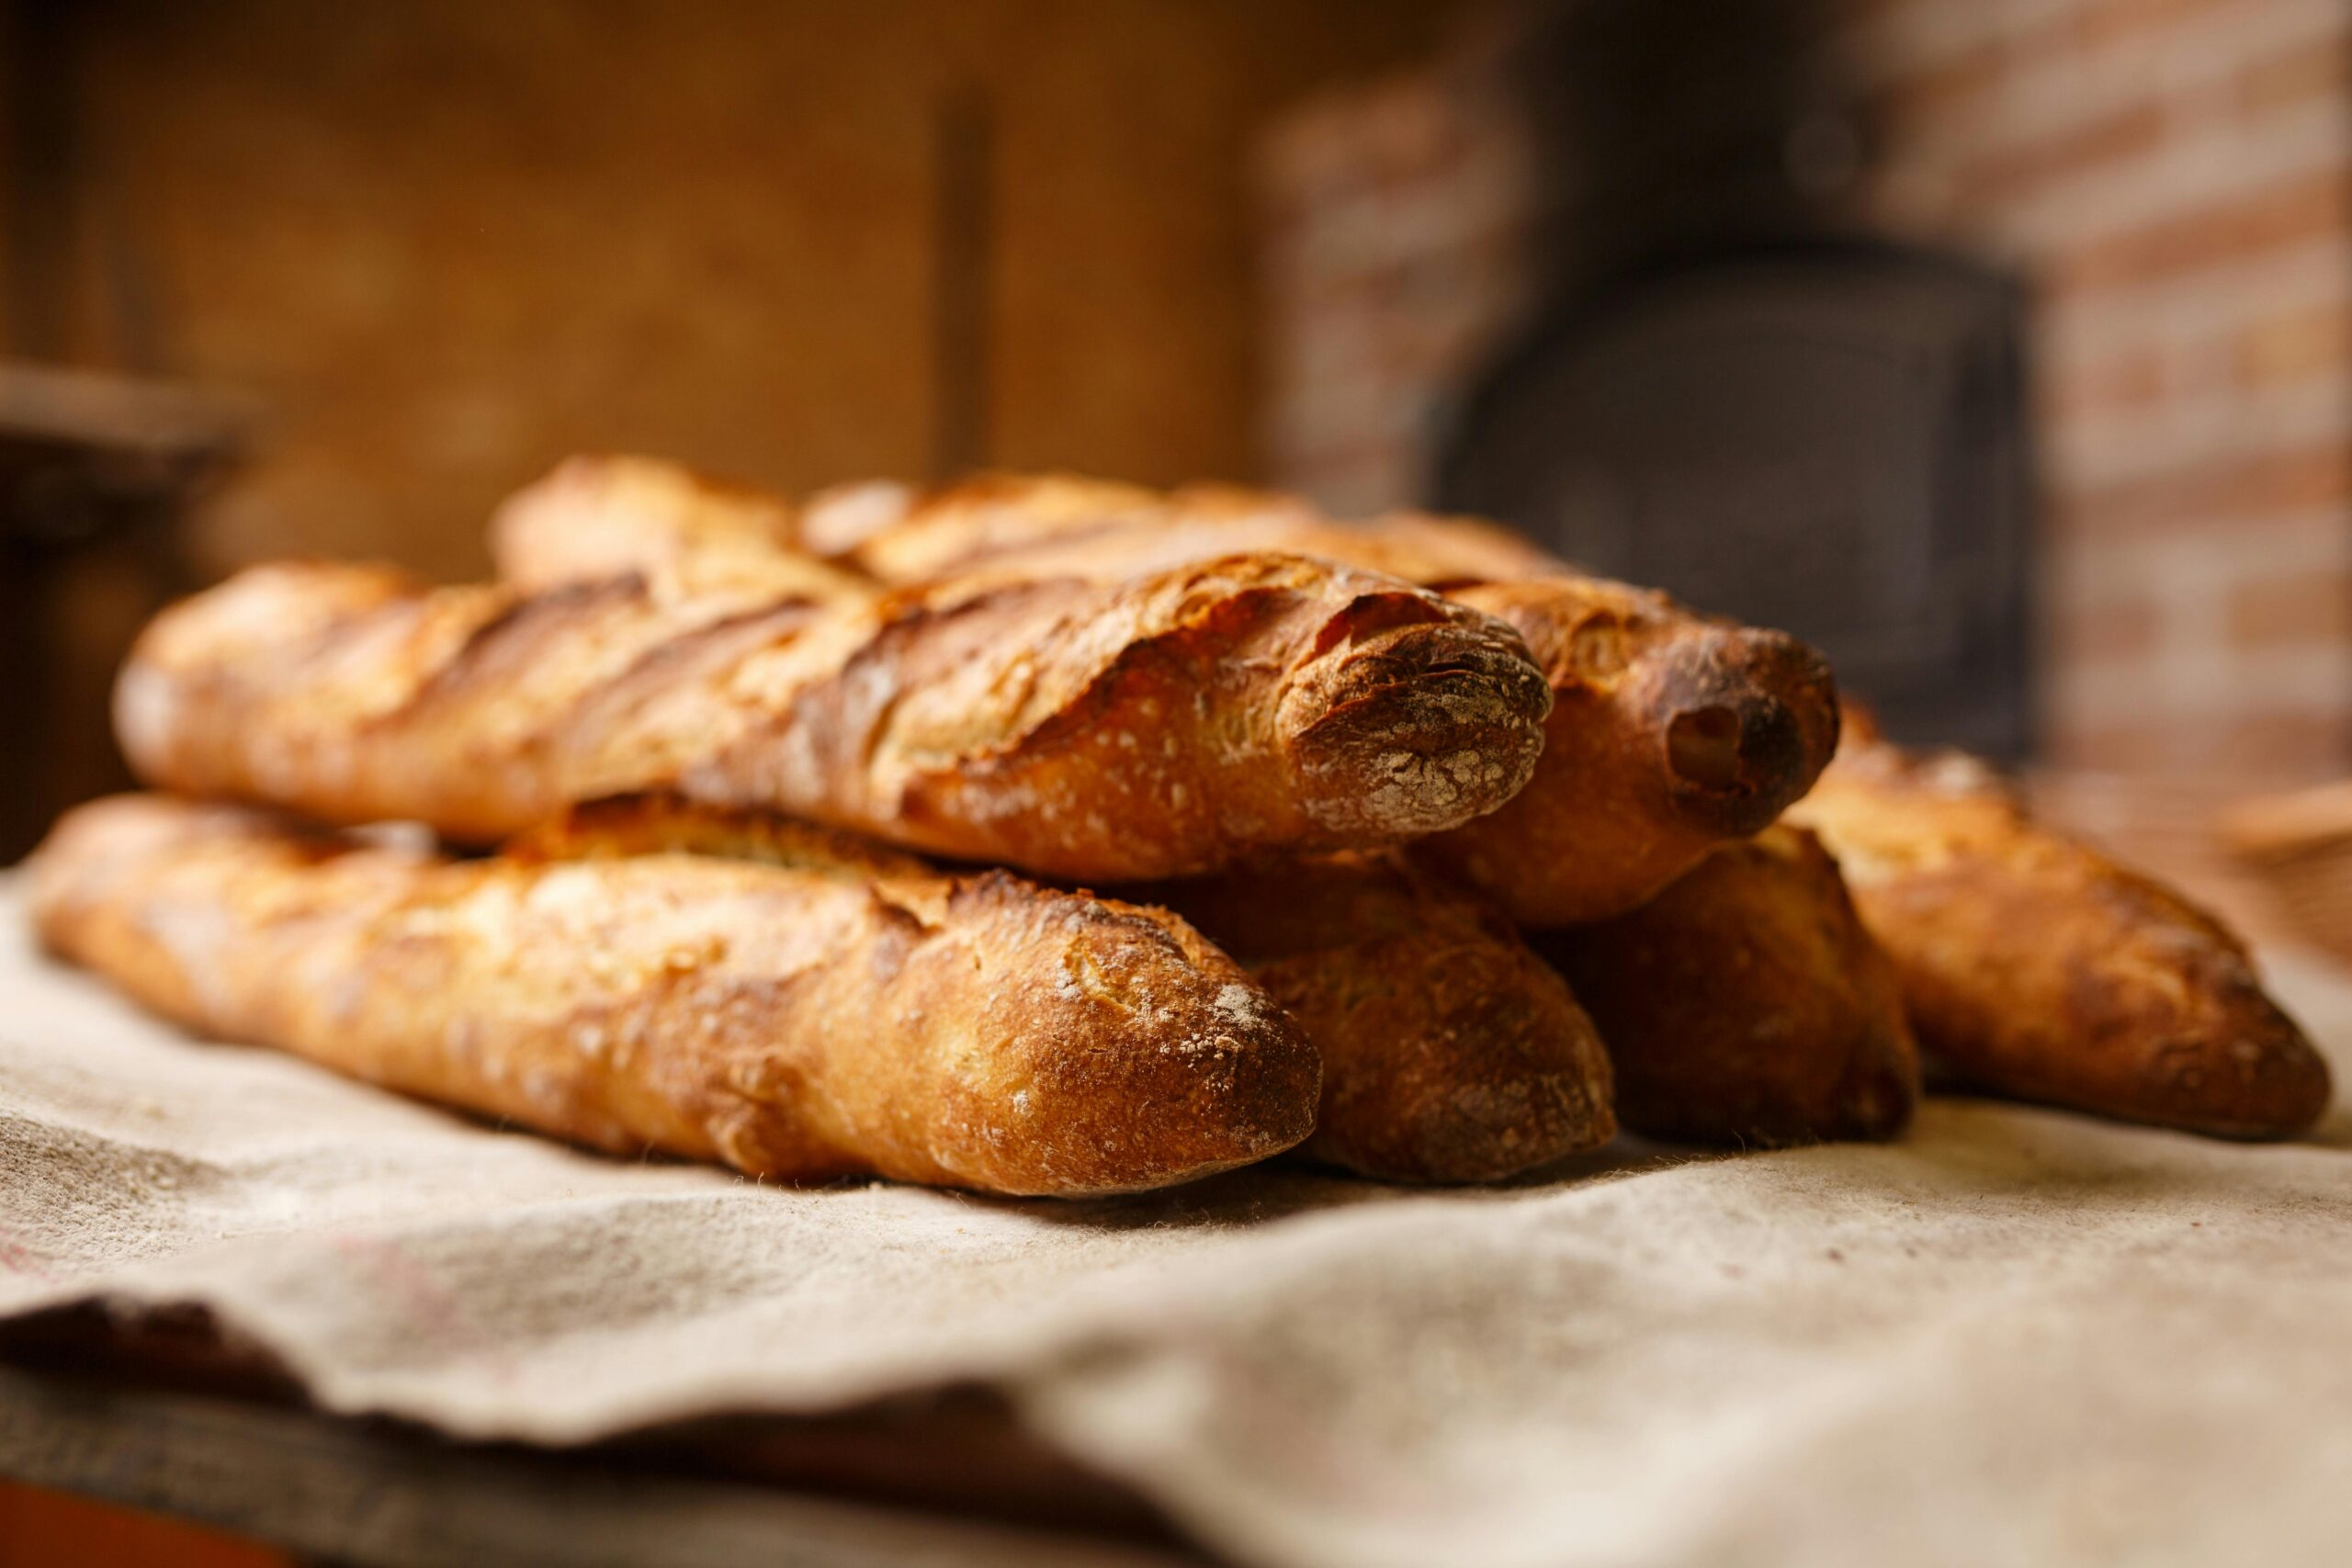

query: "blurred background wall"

left=1259, top=0, right=2352, bottom=778
left=13, top=0, right=1466, bottom=579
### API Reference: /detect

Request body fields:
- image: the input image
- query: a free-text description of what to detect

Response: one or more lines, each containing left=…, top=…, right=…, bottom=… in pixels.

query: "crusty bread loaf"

left=503, top=459, right=1555, bottom=610
left=1427, top=574, right=1839, bottom=925
left=116, top=546, right=1554, bottom=878
left=854, top=489, right=1843, bottom=924
left=1533, top=825, right=1918, bottom=1146
left=969, top=527, right=1838, bottom=925
left=1787, top=717, right=2332, bottom=1139
left=492, top=454, right=865, bottom=613
left=795, top=469, right=1564, bottom=593
left=807, top=472, right=1309, bottom=584
left=1136, top=854, right=1616, bottom=1181
left=30, top=794, right=1321, bottom=1196
left=523, top=795, right=1618, bottom=1183
left=490, top=458, right=1838, bottom=923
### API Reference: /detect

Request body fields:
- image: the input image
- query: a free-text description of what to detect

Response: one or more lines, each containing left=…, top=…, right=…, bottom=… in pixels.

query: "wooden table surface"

left=0, top=1303, right=1204, bottom=1566
left=0, top=1358, right=1203, bottom=1567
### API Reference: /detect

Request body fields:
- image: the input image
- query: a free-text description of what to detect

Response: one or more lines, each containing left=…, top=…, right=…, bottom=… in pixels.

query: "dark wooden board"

left=0, top=1314, right=1207, bottom=1568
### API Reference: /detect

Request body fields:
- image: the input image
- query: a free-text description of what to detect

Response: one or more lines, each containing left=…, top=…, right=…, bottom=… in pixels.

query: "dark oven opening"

left=1434, top=0, right=2037, bottom=761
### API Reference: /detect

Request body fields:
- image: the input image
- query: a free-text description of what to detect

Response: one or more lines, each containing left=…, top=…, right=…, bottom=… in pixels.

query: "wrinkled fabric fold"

left=3, top=882, right=2349, bottom=1568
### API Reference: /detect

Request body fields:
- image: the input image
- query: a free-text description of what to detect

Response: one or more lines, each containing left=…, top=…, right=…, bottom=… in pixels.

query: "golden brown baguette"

left=810, top=478, right=1841, bottom=922
left=116, top=548, right=1554, bottom=877
left=857, top=491, right=1841, bottom=924
left=808, top=472, right=1305, bottom=584
left=498, top=460, right=1839, bottom=923
left=492, top=454, right=866, bottom=613
left=1532, top=825, right=1919, bottom=1146
left=30, top=794, right=1321, bottom=1196
left=1786, top=721, right=2333, bottom=1139
left=522, top=795, right=1618, bottom=1183
left=788, top=468, right=1574, bottom=606
left=1426, top=573, right=1839, bottom=925
left=1136, top=855, right=1617, bottom=1181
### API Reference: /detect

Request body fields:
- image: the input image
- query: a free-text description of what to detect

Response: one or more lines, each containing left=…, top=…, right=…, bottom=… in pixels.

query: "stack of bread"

left=28, top=458, right=2333, bottom=1196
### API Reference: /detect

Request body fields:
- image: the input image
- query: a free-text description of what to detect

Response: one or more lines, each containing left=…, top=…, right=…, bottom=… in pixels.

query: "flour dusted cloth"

left=3, top=876, right=2350, bottom=1568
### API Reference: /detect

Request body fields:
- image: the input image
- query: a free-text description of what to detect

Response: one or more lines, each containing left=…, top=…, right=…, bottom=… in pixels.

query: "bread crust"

left=797, top=471, right=1573, bottom=591
left=804, top=475, right=1840, bottom=922
left=116, top=548, right=1553, bottom=879
left=29, top=795, right=1321, bottom=1196
left=492, top=454, right=865, bottom=612
left=493, top=459, right=1838, bottom=922
left=1787, top=728, right=2333, bottom=1139
left=809, top=472, right=1306, bottom=584
left=1534, top=826, right=1918, bottom=1146
left=917, top=507, right=1843, bottom=924
left=1425, top=576, right=1840, bottom=924
left=523, top=798, right=1617, bottom=1183
left=1137, top=854, right=1616, bottom=1181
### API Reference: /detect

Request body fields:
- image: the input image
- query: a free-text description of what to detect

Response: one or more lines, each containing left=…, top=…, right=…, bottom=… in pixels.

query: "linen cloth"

left=4, top=879, right=2348, bottom=1568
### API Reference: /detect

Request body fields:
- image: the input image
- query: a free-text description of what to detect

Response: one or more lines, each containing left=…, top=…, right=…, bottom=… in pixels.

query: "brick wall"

left=1256, top=0, right=2352, bottom=781
left=1257, top=26, right=1536, bottom=519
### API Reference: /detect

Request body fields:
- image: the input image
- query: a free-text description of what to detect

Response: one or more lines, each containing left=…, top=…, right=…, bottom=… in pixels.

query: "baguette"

left=796, top=472, right=1564, bottom=592
left=524, top=796, right=1618, bottom=1183
left=116, top=547, right=1554, bottom=878
left=1428, top=573, right=1839, bottom=925
left=808, top=472, right=1306, bottom=584
left=1532, top=825, right=1918, bottom=1146
left=492, top=454, right=865, bottom=613
left=29, top=794, right=1321, bottom=1196
left=799, top=472, right=1589, bottom=594
left=1786, top=719, right=2333, bottom=1139
left=855, top=491, right=1844, bottom=924
left=493, top=459, right=1838, bottom=922
left=1136, top=855, right=1616, bottom=1181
